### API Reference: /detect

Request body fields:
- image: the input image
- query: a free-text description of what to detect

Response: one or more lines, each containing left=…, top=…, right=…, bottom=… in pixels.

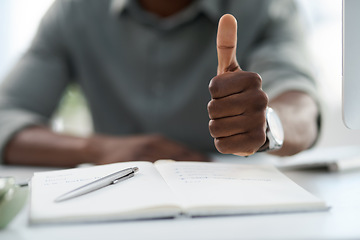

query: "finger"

left=209, top=71, right=262, bottom=99
left=209, top=113, right=265, bottom=138
left=217, top=14, right=241, bottom=75
left=207, top=89, right=268, bottom=119
left=214, top=129, right=266, bottom=156
left=208, top=94, right=246, bottom=119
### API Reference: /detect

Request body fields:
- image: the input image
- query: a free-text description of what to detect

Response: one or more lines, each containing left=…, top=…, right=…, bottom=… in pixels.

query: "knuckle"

left=250, top=129, right=267, bottom=147
left=214, top=138, right=232, bottom=154
left=207, top=100, right=218, bottom=119
left=257, top=90, right=269, bottom=108
left=208, top=76, right=221, bottom=97
left=260, top=91, right=269, bottom=106
left=247, top=72, right=262, bottom=88
left=208, top=120, right=220, bottom=138
left=250, top=90, right=268, bottom=111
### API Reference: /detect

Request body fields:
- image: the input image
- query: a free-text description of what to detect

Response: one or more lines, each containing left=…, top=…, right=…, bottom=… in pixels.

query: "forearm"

left=3, top=126, right=209, bottom=167
left=269, top=91, right=319, bottom=156
left=3, top=126, right=93, bottom=167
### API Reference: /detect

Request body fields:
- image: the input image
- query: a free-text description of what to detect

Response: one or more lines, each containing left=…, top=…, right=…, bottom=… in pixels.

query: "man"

left=0, top=0, right=320, bottom=167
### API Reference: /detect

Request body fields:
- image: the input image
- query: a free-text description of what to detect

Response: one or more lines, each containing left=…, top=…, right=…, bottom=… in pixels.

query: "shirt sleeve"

left=241, top=0, right=322, bottom=142
left=244, top=0, right=318, bottom=99
left=0, top=0, right=72, bottom=163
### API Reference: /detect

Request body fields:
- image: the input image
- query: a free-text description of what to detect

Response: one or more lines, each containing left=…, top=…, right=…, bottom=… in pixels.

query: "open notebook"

left=30, top=160, right=328, bottom=224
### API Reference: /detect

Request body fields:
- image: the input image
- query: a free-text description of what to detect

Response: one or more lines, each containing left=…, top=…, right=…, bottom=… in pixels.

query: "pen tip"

left=133, top=167, right=139, bottom=173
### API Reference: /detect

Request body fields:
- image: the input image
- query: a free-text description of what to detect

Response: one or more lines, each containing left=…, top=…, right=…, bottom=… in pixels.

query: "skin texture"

left=208, top=14, right=318, bottom=157
left=209, top=14, right=268, bottom=156
left=4, top=128, right=208, bottom=167
left=3, top=4, right=319, bottom=167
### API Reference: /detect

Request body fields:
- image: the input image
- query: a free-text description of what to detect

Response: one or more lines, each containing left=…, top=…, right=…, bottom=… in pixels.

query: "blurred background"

left=0, top=0, right=359, bottom=147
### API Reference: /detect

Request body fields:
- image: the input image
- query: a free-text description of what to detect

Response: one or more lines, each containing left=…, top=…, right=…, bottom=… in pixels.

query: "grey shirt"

left=0, top=0, right=319, bottom=162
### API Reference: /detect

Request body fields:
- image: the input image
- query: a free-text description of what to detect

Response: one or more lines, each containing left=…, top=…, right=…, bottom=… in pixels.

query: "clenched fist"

left=208, top=14, right=268, bottom=156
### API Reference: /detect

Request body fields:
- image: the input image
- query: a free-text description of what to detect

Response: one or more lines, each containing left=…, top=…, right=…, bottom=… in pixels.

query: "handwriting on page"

left=41, top=173, right=100, bottom=187
left=173, top=165, right=271, bottom=184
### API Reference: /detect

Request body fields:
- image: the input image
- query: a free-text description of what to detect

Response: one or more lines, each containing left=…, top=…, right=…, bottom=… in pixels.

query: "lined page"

left=30, top=161, right=180, bottom=224
left=154, top=161, right=327, bottom=216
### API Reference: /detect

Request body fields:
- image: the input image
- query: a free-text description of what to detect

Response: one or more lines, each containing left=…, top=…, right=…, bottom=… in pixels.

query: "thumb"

left=216, top=14, right=241, bottom=75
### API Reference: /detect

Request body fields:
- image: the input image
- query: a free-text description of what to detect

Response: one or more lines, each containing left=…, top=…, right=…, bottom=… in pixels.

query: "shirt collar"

left=198, top=0, right=223, bottom=23
left=110, top=0, right=222, bottom=23
left=109, top=0, right=128, bottom=15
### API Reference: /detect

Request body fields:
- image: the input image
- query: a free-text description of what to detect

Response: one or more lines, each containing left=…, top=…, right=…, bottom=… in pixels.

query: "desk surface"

left=1, top=154, right=360, bottom=240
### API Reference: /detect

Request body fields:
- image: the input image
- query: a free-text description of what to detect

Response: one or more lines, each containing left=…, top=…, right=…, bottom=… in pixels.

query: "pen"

left=55, top=167, right=139, bottom=203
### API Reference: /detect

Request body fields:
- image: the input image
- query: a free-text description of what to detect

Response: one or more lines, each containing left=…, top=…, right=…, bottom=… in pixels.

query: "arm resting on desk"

left=3, top=127, right=208, bottom=167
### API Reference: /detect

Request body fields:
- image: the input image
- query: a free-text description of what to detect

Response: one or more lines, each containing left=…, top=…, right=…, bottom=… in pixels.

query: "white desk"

left=1, top=155, right=360, bottom=240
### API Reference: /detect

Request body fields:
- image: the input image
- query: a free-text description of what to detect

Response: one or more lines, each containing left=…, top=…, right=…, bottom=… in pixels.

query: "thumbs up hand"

left=208, top=14, right=269, bottom=156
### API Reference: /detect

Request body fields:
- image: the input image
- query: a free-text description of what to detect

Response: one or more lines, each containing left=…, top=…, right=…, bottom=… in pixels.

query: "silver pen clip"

left=112, top=167, right=138, bottom=184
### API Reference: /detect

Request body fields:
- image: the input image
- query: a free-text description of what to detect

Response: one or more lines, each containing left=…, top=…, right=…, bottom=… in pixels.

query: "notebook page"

left=30, top=161, right=180, bottom=224
left=154, top=161, right=327, bottom=216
